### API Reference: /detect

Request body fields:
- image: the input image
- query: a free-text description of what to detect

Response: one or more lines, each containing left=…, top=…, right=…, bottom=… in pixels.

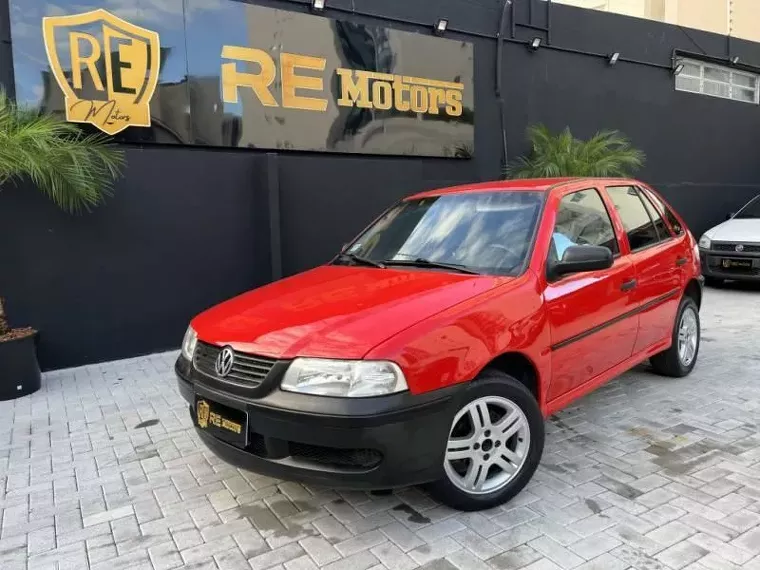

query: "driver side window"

left=551, top=188, right=619, bottom=263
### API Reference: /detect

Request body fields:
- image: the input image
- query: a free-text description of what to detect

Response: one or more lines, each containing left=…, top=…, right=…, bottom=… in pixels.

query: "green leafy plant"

left=505, top=124, right=645, bottom=179
left=0, top=89, right=125, bottom=340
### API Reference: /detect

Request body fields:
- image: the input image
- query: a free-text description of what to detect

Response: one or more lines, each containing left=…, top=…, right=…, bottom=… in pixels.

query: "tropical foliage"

left=0, top=89, right=124, bottom=339
left=505, top=124, right=645, bottom=179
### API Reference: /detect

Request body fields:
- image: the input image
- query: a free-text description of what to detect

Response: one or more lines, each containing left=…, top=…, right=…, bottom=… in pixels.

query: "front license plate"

left=722, top=258, right=753, bottom=270
left=195, top=397, right=248, bottom=448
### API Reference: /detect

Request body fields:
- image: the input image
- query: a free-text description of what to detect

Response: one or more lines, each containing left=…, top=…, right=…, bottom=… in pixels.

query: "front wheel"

left=428, top=370, right=544, bottom=511
left=650, top=296, right=700, bottom=377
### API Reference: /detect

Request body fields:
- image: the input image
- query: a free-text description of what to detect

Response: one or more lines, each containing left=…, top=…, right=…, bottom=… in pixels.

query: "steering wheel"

left=486, top=244, right=522, bottom=269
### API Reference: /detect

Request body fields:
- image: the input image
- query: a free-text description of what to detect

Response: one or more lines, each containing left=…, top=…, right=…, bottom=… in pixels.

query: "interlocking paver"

left=1, top=287, right=759, bottom=569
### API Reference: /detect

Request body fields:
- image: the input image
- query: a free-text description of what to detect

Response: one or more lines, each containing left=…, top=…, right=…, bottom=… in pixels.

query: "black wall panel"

left=0, top=147, right=270, bottom=369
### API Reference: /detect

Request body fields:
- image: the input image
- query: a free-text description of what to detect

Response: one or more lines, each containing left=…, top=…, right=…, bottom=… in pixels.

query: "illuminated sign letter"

left=280, top=53, right=328, bottom=111
left=221, top=46, right=278, bottom=106
left=336, top=69, right=373, bottom=108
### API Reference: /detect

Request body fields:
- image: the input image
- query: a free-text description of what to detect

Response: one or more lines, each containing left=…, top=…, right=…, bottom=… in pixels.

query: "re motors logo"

left=221, top=47, right=465, bottom=117
left=42, top=9, right=160, bottom=135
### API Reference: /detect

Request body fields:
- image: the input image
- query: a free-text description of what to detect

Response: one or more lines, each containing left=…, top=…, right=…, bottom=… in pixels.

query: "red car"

left=176, top=178, right=703, bottom=511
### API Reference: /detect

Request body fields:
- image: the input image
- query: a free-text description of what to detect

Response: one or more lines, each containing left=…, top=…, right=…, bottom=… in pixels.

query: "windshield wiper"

left=382, top=258, right=480, bottom=275
left=337, top=252, right=386, bottom=268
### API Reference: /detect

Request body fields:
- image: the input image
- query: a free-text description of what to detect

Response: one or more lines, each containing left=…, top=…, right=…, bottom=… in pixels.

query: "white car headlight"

left=698, top=235, right=711, bottom=250
left=281, top=358, right=408, bottom=397
left=181, top=326, right=198, bottom=360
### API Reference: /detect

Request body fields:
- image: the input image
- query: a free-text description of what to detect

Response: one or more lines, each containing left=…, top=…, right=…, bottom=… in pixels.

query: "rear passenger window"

left=607, top=186, right=665, bottom=251
left=551, top=188, right=619, bottom=262
left=643, top=189, right=685, bottom=235
left=639, top=192, right=671, bottom=240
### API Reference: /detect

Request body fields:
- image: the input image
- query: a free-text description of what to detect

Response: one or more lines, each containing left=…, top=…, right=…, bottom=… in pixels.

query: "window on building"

left=550, top=188, right=619, bottom=263
left=607, top=186, right=664, bottom=251
left=675, top=59, right=760, bottom=104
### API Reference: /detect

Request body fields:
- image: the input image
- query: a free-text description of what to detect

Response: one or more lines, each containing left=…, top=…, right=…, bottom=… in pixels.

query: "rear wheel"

left=650, top=296, right=700, bottom=377
left=428, top=370, right=544, bottom=511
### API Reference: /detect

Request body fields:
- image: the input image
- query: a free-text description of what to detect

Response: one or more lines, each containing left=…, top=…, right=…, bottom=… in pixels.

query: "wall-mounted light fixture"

left=311, top=0, right=325, bottom=11
left=529, top=37, right=542, bottom=51
left=731, top=56, right=740, bottom=64
left=608, top=52, right=620, bottom=66
left=434, top=18, right=448, bottom=36
left=673, top=62, right=685, bottom=75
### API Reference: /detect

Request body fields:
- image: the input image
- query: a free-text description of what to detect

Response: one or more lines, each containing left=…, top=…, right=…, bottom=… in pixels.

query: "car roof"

left=406, top=177, right=642, bottom=200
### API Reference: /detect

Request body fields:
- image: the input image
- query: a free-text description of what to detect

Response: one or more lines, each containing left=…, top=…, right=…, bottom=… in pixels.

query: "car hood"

left=191, top=265, right=503, bottom=359
left=705, top=219, right=760, bottom=242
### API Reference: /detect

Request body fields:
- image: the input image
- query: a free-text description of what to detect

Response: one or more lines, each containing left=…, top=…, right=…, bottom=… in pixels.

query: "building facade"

left=555, top=0, right=760, bottom=41
left=1, top=0, right=759, bottom=370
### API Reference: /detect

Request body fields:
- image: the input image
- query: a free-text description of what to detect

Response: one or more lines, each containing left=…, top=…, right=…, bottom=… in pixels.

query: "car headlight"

left=698, top=235, right=711, bottom=250
left=181, top=326, right=198, bottom=360
left=281, top=358, right=408, bottom=397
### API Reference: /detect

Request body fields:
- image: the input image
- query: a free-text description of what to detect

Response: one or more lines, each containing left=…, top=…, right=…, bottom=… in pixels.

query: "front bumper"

left=700, top=248, right=760, bottom=281
left=175, top=355, right=462, bottom=489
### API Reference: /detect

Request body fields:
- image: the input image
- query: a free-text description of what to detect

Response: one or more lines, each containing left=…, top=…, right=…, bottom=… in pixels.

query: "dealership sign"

left=27, top=2, right=474, bottom=156
left=221, top=48, right=464, bottom=117
left=42, top=9, right=160, bottom=135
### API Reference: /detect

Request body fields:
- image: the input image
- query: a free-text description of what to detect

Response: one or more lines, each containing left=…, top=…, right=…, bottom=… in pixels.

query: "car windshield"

left=735, top=195, right=760, bottom=219
left=339, top=191, right=544, bottom=276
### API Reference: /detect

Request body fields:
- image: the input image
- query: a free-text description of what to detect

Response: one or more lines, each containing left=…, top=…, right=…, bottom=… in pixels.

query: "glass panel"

left=551, top=189, right=619, bottom=263
left=606, top=186, right=660, bottom=251
left=638, top=191, right=670, bottom=241
left=732, top=73, right=757, bottom=88
left=704, top=66, right=730, bottom=82
left=344, top=192, right=544, bottom=276
left=732, top=88, right=756, bottom=103
left=703, top=80, right=731, bottom=98
left=675, top=76, right=701, bottom=93
left=681, top=63, right=702, bottom=78
left=644, top=189, right=684, bottom=235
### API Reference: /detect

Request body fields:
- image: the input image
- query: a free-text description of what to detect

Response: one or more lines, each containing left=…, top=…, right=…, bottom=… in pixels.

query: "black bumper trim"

left=176, top=357, right=464, bottom=489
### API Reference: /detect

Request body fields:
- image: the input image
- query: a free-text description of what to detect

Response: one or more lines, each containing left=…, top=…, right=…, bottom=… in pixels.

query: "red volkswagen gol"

left=176, top=178, right=703, bottom=511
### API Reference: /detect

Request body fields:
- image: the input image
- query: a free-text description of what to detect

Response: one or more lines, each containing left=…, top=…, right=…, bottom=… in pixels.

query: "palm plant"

left=505, top=124, right=645, bottom=179
left=0, top=89, right=124, bottom=340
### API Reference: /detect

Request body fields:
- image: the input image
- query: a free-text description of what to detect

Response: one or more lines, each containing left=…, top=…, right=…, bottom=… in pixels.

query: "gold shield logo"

left=42, top=9, right=160, bottom=135
left=197, top=400, right=210, bottom=429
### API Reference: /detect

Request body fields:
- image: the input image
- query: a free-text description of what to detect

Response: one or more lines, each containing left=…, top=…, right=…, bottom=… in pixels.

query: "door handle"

left=676, top=257, right=688, bottom=267
left=620, top=279, right=638, bottom=292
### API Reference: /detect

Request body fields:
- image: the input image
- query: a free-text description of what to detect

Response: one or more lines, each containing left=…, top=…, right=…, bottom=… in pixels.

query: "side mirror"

left=550, top=245, right=613, bottom=280
left=726, top=212, right=736, bottom=220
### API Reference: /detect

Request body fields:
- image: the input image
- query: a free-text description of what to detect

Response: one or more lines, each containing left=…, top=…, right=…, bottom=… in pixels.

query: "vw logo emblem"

left=215, top=346, right=235, bottom=377
left=736, top=244, right=745, bottom=252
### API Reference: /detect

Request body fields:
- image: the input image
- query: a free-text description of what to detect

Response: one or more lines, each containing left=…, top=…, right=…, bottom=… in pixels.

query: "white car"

left=698, top=194, right=760, bottom=283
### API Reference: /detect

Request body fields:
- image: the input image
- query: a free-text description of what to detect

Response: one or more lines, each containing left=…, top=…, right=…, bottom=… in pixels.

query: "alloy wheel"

left=677, top=306, right=699, bottom=367
left=444, top=396, right=530, bottom=495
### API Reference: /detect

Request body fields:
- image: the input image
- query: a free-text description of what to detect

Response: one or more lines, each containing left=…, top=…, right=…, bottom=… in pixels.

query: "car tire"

left=427, top=369, right=544, bottom=511
left=650, top=296, right=700, bottom=378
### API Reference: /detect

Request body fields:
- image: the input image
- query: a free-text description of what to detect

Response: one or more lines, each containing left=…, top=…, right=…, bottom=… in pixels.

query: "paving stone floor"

left=1, top=285, right=760, bottom=570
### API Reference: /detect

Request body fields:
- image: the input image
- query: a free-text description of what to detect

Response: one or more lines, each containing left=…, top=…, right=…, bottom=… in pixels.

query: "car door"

left=544, top=186, right=639, bottom=404
left=605, top=185, right=683, bottom=354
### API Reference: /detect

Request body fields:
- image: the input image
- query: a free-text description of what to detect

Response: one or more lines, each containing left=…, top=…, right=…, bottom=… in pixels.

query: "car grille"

left=193, top=342, right=275, bottom=387
left=712, top=242, right=760, bottom=253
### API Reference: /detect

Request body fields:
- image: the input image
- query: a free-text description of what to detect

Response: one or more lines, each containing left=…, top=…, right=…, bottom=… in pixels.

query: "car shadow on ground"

left=706, top=280, right=760, bottom=292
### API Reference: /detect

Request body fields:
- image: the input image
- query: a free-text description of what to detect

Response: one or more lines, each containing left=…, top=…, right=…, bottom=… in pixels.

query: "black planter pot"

left=0, top=332, right=41, bottom=401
